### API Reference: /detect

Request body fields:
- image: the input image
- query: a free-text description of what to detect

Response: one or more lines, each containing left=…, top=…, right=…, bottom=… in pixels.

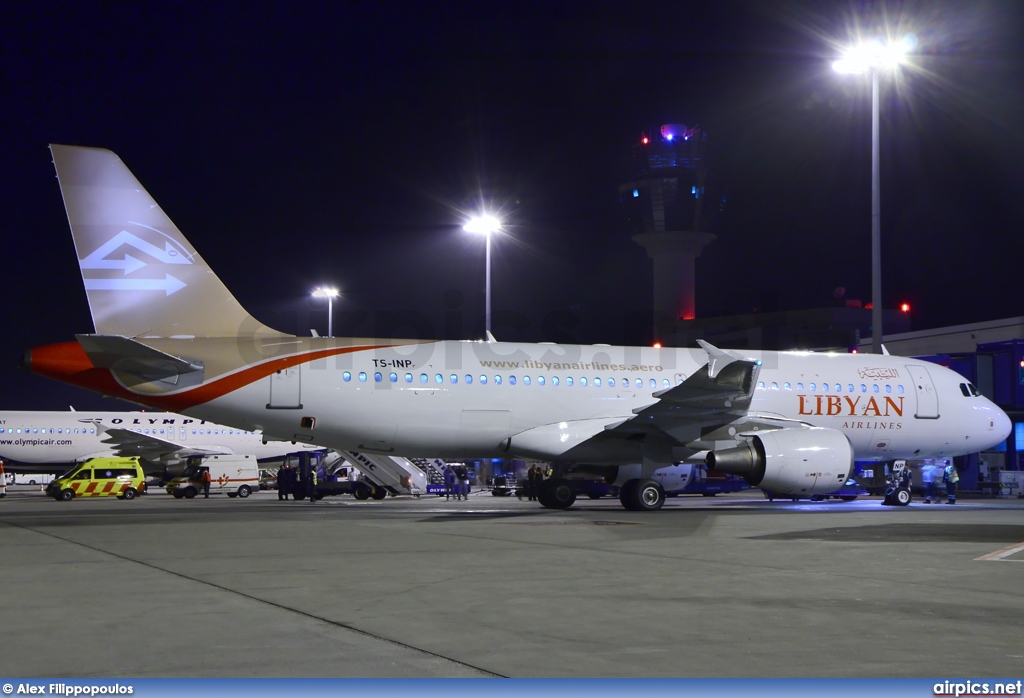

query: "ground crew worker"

left=444, top=465, right=457, bottom=500
left=0, top=459, right=7, bottom=498
left=277, top=463, right=291, bottom=500
left=307, top=467, right=318, bottom=504
left=201, top=467, right=212, bottom=498
left=944, top=461, right=960, bottom=504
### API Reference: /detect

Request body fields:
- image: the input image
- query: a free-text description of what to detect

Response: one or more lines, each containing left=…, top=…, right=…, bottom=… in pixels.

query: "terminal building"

left=620, top=123, right=1022, bottom=497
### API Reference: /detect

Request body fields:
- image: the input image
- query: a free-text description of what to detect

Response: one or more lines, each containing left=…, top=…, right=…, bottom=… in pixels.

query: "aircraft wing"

left=98, top=427, right=232, bottom=461
left=597, top=341, right=770, bottom=449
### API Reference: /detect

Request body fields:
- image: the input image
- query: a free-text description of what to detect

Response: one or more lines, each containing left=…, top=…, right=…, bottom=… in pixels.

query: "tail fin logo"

left=81, top=226, right=194, bottom=296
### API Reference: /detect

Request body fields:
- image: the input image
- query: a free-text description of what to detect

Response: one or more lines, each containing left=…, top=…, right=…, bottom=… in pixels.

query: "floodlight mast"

left=311, top=287, right=340, bottom=337
left=834, top=36, right=912, bottom=354
left=464, top=214, right=502, bottom=337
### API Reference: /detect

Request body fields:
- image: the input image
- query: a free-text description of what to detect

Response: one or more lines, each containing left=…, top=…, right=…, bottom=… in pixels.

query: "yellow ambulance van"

left=46, top=457, right=146, bottom=501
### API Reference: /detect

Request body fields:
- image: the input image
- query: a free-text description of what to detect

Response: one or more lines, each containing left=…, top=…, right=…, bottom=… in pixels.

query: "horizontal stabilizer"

left=76, top=334, right=205, bottom=388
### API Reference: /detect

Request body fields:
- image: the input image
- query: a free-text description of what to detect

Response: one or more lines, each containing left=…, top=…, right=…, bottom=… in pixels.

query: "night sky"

left=3, top=1, right=1023, bottom=410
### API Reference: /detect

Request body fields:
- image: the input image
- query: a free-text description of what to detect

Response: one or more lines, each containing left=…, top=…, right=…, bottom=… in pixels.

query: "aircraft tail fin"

left=50, top=145, right=277, bottom=339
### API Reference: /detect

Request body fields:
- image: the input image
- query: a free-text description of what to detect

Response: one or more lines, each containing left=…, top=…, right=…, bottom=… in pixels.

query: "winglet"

left=486, top=330, right=497, bottom=343
left=881, top=344, right=890, bottom=356
left=696, top=339, right=750, bottom=379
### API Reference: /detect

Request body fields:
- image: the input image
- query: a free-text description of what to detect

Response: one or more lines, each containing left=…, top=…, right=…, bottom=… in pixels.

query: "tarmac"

left=1, top=485, right=1022, bottom=678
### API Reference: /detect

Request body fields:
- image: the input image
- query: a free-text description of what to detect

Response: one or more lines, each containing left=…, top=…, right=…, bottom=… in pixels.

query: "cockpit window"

left=960, top=382, right=981, bottom=397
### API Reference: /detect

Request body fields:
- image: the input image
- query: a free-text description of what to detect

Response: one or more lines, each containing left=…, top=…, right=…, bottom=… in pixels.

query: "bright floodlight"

left=833, top=35, right=914, bottom=74
left=311, top=287, right=340, bottom=337
left=463, top=214, right=502, bottom=236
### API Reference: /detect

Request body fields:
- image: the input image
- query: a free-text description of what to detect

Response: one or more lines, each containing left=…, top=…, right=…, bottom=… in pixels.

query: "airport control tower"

left=619, top=124, right=721, bottom=323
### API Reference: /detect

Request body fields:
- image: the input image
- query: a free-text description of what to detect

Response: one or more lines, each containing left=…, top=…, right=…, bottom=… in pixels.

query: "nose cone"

left=993, top=406, right=1012, bottom=446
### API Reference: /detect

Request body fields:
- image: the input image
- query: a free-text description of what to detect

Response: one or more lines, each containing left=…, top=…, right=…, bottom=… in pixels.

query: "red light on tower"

left=641, top=133, right=650, bottom=145
left=900, top=302, right=911, bottom=313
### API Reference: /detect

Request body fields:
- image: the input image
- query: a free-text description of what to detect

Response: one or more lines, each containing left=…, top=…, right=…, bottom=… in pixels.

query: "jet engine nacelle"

left=705, top=427, right=853, bottom=495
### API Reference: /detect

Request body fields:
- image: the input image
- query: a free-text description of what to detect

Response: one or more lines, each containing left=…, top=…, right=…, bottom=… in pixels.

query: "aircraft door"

left=906, top=364, right=939, bottom=419
left=267, top=367, right=302, bottom=409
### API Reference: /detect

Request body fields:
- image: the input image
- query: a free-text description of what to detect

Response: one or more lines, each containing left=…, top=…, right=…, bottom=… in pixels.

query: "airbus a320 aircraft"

left=0, top=409, right=320, bottom=470
left=23, top=145, right=1012, bottom=510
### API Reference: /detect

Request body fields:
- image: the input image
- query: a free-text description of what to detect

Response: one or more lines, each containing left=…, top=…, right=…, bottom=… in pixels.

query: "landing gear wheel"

left=619, top=480, right=639, bottom=510
left=631, top=480, right=666, bottom=511
left=538, top=478, right=576, bottom=509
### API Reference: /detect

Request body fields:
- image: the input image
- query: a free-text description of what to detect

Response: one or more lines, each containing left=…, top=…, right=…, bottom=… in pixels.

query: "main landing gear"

left=537, top=477, right=667, bottom=511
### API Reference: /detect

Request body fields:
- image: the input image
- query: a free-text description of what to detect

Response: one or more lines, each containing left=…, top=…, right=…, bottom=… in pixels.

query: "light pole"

left=834, top=36, right=913, bottom=354
left=311, top=287, right=339, bottom=337
left=464, top=214, right=502, bottom=338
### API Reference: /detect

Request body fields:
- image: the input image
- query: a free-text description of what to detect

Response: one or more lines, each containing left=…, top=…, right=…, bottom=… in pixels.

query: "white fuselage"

left=175, top=341, right=1010, bottom=464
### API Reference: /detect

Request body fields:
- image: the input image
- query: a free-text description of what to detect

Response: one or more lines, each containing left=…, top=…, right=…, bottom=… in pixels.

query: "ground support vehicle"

left=46, top=457, right=146, bottom=501
left=166, top=454, right=260, bottom=499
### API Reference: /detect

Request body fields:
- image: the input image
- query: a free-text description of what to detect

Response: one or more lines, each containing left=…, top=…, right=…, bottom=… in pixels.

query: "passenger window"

left=784, top=382, right=791, bottom=390
left=552, top=376, right=559, bottom=386
left=567, top=377, right=573, bottom=387
left=524, top=376, right=531, bottom=386
left=465, top=375, right=473, bottom=384
left=405, top=373, right=413, bottom=383
left=358, top=372, right=367, bottom=382
left=480, top=375, right=487, bottom=385
left=594, top=378, right=602, bottom=387
left=420, top=374, right=428, bottom=384
left=757, top=381, right=765, bottom=390
left=343, top=371, right=351, bottom=381
left=898, top=385, right=905, bottom=394
left=435, top=374, right=443, bottom=384
left=580, top=377, right=588, bottom=387
left=662, top=379, right=670, bottom=388
left=797, top=382, right=804, bottom=391
left=873, top=384, right=879, bottom=393
left=848, top=384, right=854, bottom=393
left=389, top=372, right=397, bottom=383
left=450, top=374, right=458, bottom=384
left=495, top=375, right=502, bottom=385
left=771, top=382, right=778, bottom=390
left=860, top=384, right=867, bottom=393
left=885, top=384, right=891, bottom=393
left=538, top=376, right=545, bottom=386
left=509, top=375, right=517, bottom=385
left=374, top=372, right=382, bottom=382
